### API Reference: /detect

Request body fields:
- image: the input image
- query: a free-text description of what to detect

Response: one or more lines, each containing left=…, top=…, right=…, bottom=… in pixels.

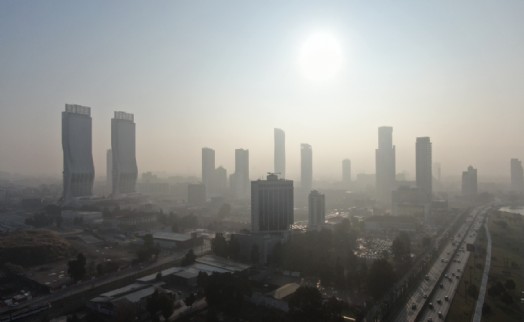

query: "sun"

left=299, top=32, right=343, bottom=81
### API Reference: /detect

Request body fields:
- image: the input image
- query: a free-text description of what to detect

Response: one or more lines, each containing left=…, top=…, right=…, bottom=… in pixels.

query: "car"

left=437, top=299, right=442, bottom=304
left=423, top=293, right=428, bottom=299
left=411, top=304, right=417, bottom=310
left=438, top=311, right=443, bottom=318
left=445, top=296, right=449, bottom=301
left=425, top=275, right=430, bottom=281
left=444, top=274, right=448, bottom=278
left=428, top=302, right=434, bottom=309
left=440, top=283, right=444, bottom=289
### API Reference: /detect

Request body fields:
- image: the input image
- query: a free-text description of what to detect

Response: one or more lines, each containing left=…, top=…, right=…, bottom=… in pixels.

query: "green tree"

left=288, top=286, right=324, bottom=322
left=367, top=259, right=395, bottom=299
left=67, top=253, right=87, bottom=281
left=211, top=233, right=228, bottom=257
left=181, top=249, right=196, bottom=266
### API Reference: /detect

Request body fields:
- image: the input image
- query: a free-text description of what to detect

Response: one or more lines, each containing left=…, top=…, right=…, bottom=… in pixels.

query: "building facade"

left=251, top=174, right=294, bottom=232
left=202, top=147, right=215, bottom=193
left=111, top=111, right=138, bottom=195
left=274, top=128, right=286, bottom=178
left=231, top=148, right=249, bottom=198
left=308, top=190, right=325, bottom=230
left=461, top=165, right=478, bottom=197
left=301, top=143, right=312, bottom=192
left=375, top=126, right=396, bottom=205
left=62, top=104, right=95, bottom=201
left=416, top=137, right=432, bottom=202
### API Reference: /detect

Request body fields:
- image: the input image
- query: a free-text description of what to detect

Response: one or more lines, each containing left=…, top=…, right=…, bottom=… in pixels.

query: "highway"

left=393, top=206, right=489, bottom=322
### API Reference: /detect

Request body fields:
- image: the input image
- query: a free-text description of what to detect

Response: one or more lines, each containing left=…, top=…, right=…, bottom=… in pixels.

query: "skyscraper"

left=375, top=126, right=396, bottom=205
left=462, top=166, right=478, bottom=197
left=510, top=158, right=524, bottom=192
left=342, top=159, right=351, bottom=186
left=301, top=143, right=313, bottom=192
left=308, top=190, right=325, bottom=230
left=111, top=111, right=138, bottom=195
left=251, top=174, right=294, bottom=232
left=202, top=147, right=215, bottom=193
left=213, top=166, right=228, bottom=195
left=62, top=104, right=95, bottom=201
left=416, top=137, right=432, bottom=201
left=274, top=128, right=286, bottom=178
left=231, top=149, right=249, bottom=198
left=106, top=149, right=112, bottom=194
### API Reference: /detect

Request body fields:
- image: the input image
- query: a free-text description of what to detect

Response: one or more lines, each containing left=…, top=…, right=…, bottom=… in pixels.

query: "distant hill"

left=0, top=230, right=74, bottom=267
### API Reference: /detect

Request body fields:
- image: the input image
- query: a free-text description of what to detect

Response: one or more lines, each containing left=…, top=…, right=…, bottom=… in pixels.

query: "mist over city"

left=0, top=1, right=523, bottom=322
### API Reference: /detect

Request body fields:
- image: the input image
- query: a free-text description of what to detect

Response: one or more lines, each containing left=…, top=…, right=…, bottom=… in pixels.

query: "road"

left=417, top=207, right=488, bottom=322
left=393, top=206, right=488, bottom=322
left=472, top=218, right=491, bottom=322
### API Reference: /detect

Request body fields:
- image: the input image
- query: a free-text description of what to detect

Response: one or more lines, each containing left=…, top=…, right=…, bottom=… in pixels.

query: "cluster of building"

left=62, top=104, right=137, bottom=203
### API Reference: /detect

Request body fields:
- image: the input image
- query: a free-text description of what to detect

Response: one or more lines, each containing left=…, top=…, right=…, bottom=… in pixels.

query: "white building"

left=111, top=111, right=138, bottom=195
left=62, top=104, right=95, bottom=201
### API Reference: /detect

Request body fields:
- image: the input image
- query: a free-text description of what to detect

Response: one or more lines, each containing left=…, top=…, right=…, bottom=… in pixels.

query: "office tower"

left=231, top=149, right=249, bottom=198
left=62, top=104, right=95, bottom=200
left=342, top=159, right=351, bottom=186
left=308, top=190, right=325, bottom=230
left=111, top=111, right=138, bottom=195
left=416, top=137, right=432, bottom=201
left=375, top=126, right=396, bottom=205
left=461, top=166, right=478, bottom=197
left=202, top=147, right=215, bottom=193
left=188, top=183, right=206, bottom=205
left=106, top=149, right=112, bottom=194
left=434, top=162, right=441, bottom=183
left=301, top=144, right=313, bottom=192
left=213, top=166, right=228, bottom=195
left=274, top=128, right=286, bottom=178
left=510, top=158, right=524, bottom=192
left=251, top=174, right=294, bottom=232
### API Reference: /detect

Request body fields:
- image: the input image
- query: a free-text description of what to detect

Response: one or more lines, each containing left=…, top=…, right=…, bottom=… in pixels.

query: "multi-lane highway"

left=393, top=206, right=489, bottom=322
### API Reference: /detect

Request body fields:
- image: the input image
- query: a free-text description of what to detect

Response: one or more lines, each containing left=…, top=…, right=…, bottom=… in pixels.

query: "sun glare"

left=299, top=32, right=343, bottom=81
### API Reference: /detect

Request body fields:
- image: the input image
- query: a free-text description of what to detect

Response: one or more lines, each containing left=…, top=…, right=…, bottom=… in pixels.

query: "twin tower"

left=62, top=104, right=137, bottom=201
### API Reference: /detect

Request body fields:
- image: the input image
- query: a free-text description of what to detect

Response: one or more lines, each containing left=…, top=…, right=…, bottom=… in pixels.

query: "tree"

left=367, top=259, right=395, bottom=299
left=181, top=249, right=196, bottom=266
left=505, top=279, right=516, bottom=290
left=392, top=232, right=411, bottom=263
left=147, top=290, right=174, bottom=322
left=288, top=286, right=324, bottom=322
left=68, top=253, right=87, bottom=281
left=211, top=233, right=228, bottom=257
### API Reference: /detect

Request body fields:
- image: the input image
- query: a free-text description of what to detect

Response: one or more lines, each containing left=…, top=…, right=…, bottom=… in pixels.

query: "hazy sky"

left=1, top=1, right=523, bottom=181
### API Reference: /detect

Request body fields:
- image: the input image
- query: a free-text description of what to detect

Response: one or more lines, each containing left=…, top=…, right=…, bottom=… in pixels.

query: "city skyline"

left=1, top=1, right=524, bottom=180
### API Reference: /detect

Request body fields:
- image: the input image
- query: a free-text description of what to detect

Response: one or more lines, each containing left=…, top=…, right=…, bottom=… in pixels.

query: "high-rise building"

left=301, top=143, right=313, bottom=192
left=462, top=166, right=478, bottom=197
left=202, top=147, right=215, bottom=193
left=231, top=149, right=249, bottom=198
left=62, top=104, right=95, bottom=201
left=213, top=166, right=228, bottom=195
left=342, top=159, right=351, bottom=186
left=111, top=111, right=138, bottom=195
left=274, top=128, right=286, bottom=178
left=416, top=137, right=432, bottom=201
left=106, top=149, right=112, bottom=194
left=188, top=183, right=206, bottom=205
left=308, top=190, right=325, bottom=230
left=251, top=174, right=294, bottom=232
left=375, top=126, right=396, bottom=205
left=510, top=158, right=524, bottom=192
